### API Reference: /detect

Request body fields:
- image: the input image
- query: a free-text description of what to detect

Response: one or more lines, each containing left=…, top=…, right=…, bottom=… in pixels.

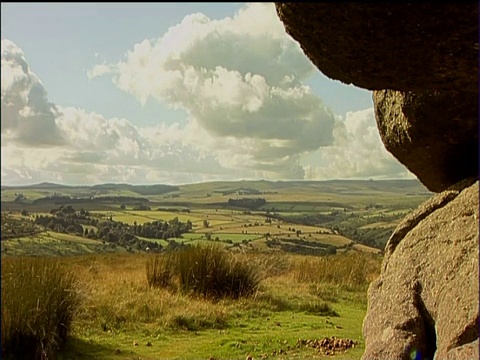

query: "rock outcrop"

left=275, top=3, right=478, bottom=93
left=275, top=3, right=479, bottom=193
left=363, top=178, right=479, bottom=359
left=275, top=3, right=479, bottom=359
left=373, top=89, right=479, bottom=192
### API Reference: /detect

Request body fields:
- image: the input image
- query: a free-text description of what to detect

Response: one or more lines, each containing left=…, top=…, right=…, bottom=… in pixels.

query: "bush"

left=1, top=258, right=79, bottom=360
left=147, top=245, right=260, bottom=300
left=177, top=245, right=260, bottom=299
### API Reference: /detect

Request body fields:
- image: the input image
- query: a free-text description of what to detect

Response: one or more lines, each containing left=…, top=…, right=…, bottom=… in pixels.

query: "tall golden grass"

left=68, top=250, right=381, bottom=336
left=146, top=244, right=260, bottom=300
left=1, top=257, right=79, bottom=360
left=1, top=249, right=382, bottom=358
left=291, top=252, right=381, bottom=288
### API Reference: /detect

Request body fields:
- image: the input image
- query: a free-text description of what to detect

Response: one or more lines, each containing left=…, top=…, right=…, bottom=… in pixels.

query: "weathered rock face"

left=374, top=89, right=479, bottom=192
left=276, top=3, right=479, bottom=193
left=274, top=3, right=479, bottom=359
left=362, top=179, right=479, bottom=360
left=275, top=3, right=478, bottom=93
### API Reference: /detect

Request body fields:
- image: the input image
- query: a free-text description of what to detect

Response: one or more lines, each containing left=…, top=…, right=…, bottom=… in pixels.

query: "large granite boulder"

left=275, top=3, right=478, bottom=92
left=275, top=3, right=478, bottom=193
left=373, top=89, right=479, bottom=193
left=362, top=178, right=479, bottom=359
left=274, top=3, right=479, bottom=359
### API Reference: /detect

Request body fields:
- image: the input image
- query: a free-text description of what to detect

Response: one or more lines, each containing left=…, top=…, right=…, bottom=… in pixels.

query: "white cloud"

left=88, top=3, right=330, bottom=179
left=1, top=3, right=411, bottom=185
left=2, top=39, right=244, bottom=185
left=86, top=63, right=110, bottom=80
left=1, top=39, right=66, bottom=147
left=1, top=105, right=236, bottom=185
left=302, top=108, right=413, bottom=180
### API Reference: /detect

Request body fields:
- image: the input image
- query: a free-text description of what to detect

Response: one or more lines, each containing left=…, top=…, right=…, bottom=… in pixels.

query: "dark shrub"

left=176, top=244, right=259, bottom=300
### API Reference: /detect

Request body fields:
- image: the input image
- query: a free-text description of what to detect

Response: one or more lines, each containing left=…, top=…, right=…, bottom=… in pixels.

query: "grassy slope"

left=1, top=231, right=124, bottom=257
left=55, top=252, right=378, bottom=360
left=2, top=180, right=432, bottom=359
left=2, top=179, right=431, bottom=208
left=1, top=204, right=380, bottom=258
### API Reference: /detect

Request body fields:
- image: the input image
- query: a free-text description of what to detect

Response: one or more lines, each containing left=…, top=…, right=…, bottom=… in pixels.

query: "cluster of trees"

left=96, top=217, right=192, bottom=242
left=265, top=237, right=337, bottom=256
left=35, top=206, right=90, bottom=235
left=273, top=211, right=403, bottom=250
left=1, top=213, right=43, bottom=240
left=131, top=204, right=151, bottom=211
left=227, top=198, right=267, bottom=209
left=14, top=193, right=26, bottom=202
left=33, top=205, right=193, bottom=252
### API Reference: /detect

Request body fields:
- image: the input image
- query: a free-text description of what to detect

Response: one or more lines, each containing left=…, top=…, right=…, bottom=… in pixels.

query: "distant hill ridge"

left=1, top=179, right=430, bottom=193
left=1, top=182, right=179, bottom=195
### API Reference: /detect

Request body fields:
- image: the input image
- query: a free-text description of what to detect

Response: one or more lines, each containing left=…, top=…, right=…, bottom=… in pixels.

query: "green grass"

left=50, top=251, right=381, bottom=359
left=1, top=189, right=47, bottom=202
left=46, top=231, right=101, bottom=244
left=65, top=291, right=367, bottom=360
left=136, top=236, right=170, bottom=247
left=1, top=231, right=122, bottom=257
left=193, top=233, right=262, bottom=243
left=2, top=178, right=430, bottom=359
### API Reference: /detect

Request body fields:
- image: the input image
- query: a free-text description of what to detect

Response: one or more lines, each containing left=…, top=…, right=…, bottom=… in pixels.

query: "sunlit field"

left=1, top=179, right=431, bottom=359
left=2, top=250, right=381, bottom=359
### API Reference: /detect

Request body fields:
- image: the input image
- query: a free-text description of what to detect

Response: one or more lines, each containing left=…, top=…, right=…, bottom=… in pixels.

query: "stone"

left=362, top=179, right=479, bottom=360
left=274, top=4, right=479, bottom=359
left=275, top=3, right=478, bottom=193
left=275, top=3, right=478, bottom=92
left=373, top=90, right=478, bottom=193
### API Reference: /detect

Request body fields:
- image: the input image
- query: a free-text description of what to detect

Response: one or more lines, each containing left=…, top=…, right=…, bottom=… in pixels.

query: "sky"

left=1, top=2, right=412, bottom=186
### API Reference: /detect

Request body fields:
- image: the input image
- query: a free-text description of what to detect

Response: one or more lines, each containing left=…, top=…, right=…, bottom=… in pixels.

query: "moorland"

left=1, top=179, right=431, bottom=359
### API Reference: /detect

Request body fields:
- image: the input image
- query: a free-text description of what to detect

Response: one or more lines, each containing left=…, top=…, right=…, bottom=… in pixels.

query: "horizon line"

left=1, top=177, right=420, bottom=188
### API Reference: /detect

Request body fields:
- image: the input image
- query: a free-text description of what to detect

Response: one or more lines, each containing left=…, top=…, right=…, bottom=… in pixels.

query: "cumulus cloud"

left=302, top=108, right=413, bottom=180
left=1, top=40, right=240, bottom=185
left=1, top=3, right=411, bottom=185
left=1, top=104, right=235, bottom=185
left=1, top=39, right=66, bottom=147
left=88, top=3, right=334, bottom=179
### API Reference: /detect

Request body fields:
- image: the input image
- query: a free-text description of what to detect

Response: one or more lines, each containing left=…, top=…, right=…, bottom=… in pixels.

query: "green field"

left=2, top=178, right=429, bottom=257
left=1, top=179, right=433, bottom=359
left=56, top=252, right=378, bottom=360
left=1, top=231, right=121, bottom=257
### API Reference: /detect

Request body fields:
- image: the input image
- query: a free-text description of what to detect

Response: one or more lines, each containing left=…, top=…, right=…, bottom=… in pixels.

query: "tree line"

left=33, top=205, right=193, bottom=252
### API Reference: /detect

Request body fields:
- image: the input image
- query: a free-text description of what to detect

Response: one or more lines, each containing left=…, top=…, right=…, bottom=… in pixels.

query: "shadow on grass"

left=58, top=337, right=122, bottom=360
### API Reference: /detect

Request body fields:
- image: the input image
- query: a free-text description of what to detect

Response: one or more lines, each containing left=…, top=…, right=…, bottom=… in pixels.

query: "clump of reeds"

left=146, top=245, right=260, bottom=300
left=1, top=257, right=79, bottom=360
left=146, top=252, right=177, bottom=290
